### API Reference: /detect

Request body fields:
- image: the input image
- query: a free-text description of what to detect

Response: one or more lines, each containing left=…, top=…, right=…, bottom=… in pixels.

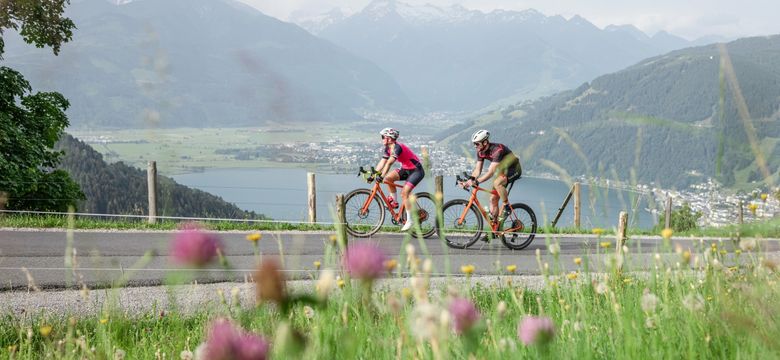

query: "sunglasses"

left=473, top=142, right=482, bottom=146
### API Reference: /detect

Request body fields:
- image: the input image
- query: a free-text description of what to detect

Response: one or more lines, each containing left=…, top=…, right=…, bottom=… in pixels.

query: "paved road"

left=1, top=229, right=777, bottom=290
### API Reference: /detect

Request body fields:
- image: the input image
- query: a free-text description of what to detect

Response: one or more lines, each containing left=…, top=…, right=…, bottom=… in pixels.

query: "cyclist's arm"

left=470, top=160, right=484, bottom=180
left=477, top=161, right=500, bottom=184
left=380, top=156, right=397, bottom=177
left=375, top=158, right=387, bottom=175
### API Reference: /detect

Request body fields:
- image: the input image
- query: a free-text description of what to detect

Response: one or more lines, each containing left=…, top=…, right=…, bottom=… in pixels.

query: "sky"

left=237, top=0, right=780, bottom=40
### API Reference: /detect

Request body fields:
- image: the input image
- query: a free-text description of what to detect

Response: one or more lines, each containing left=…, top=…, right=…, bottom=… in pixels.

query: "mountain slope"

left=2, top=0, right=412, bottom=128
left=439, top=35, right=780, bottom=189
left=311, top=0, right=704, bottom=112
left=56, top=134, right=264, bottom=219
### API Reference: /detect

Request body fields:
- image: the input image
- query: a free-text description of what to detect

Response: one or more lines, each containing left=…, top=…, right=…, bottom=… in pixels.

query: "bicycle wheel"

left=500, top=203, right=537, bottom=250
left=344, top=188, right=385, bottom=237
left=405, top=192, right=437, bottom=238
left=439, top=199, right=483, bottom=249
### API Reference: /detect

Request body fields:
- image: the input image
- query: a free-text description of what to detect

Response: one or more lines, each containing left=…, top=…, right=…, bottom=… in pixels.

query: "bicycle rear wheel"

left=344, top=188, right=385, bottom=237
left=439, top=199, right=483, bottom=249
left=500, top=203, right=537, bottom=250
left=399, top=192, right=438, bottom=238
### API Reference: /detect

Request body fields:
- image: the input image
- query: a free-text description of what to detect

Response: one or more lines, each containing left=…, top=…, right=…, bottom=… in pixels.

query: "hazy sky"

left=238, top=0, right=779, bottom=40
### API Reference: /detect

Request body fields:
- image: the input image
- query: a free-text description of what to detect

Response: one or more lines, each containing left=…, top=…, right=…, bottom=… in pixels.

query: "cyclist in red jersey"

left=370, top=128, right=425, bottom=231
left=463, top=129, right=522, bottom=225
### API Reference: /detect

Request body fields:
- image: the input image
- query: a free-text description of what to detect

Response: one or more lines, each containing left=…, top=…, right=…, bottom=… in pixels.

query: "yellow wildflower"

left=384, top=259, right=398, bottom=272
left=401, top=287, right=412, bottom=300
left=592, top=228, right=605, bottom=236
left=39, top=325, right=52, bottom=337
left=313, top=261, right=321, bottom=270
left=600, top=241, right=611, bottom=249
left=567, top=272, right=579, bottom=280
left=461, top=264, right=475, bottom=275
left=735, top=249, right=742, bottom=255
left=661, top=228, right=673, bottom=240
left=329, top=235, right=338, bottom=244
left=748, top=203, right=758, bottom=214
left=719, top=250, right=727, bottom=256
left=574, top=257, right=582, bottom=266
left=337, top=279, right=346, bottom=288
left=761, top=193, right=768, bottom=201
left=245, top=232, right=261, bottom=242
left=506, top=265, right=517, bottom=273
left=623, top=278, right=632, bottom=284
left=682, top=250, right=691, bottom=264
left=99, top=318, right=109, bottom=324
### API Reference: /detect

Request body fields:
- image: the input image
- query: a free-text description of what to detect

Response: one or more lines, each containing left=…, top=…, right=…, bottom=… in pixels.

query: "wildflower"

left=735, top=249, right=742, bottom=255
left=640, top=290, right=659, bottom=313
left=411, top=303, right=443, bottom=340
left=204, top=318, right=270, bottom=360
left=566, top=272, right=578, bottom=280
left=303, top=306, right=315, bottom=319
left=384, top=259, right=398, bottom=272
left=329, top=235, right=338, bottom=244
left=497, top=301, right=508, bottom=318
left=401, top=287, right=412, bottom=300
left=39, top=324, right=52, bottom=337
left=645, top=317, right=656, bottom=329
left=682, top=250, right=691, bottom=264
left=574, top=257, right=582, bottom=266
left=246, top=232, right=261, bottom=242
left=170, top=224, right=223, bottom=267
left=661, top=228, right=673, bottom=240
left=422, top=258, right=433, bottom=275
left=461, top=264, right=475, bottom=275
left=180, top=350, right=194, bottom=360
left=337, top=278, right=346, bottom=288
left=599, top=241, right=611, bottom=249
left=739, top=238, right=756, bottom=252
left=405, top=244, right=416, bottom=258
left=595, top=282, right=608, bottom=295
left=748, top=203, right=758, bottom=214
left=682, top=294, right=705, bottom=312
left=114, top=349, right=126, bottom=360
left=506, top=264, right=517, bottom=273
left=548, top=243, right=560, bottom=255
left=316, top=269, right=335, bottom=299
left=100, top=318, right=109, bottom=324
left=449, top=298, right=480, bottom=334
left=254, top=259, right=287, bottom=304
left=592, top=228, right=605, bottom=236
left=517, top=316, right=555, bottom=346
left=761, top=193, right=768, bottom=201
left=313, top=260, right=321, bottom=270
left=343, top=242, right=387, bottom=281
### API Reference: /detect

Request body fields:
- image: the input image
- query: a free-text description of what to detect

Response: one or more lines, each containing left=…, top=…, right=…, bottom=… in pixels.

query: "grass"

left=1, top=230, right=779, bottom=359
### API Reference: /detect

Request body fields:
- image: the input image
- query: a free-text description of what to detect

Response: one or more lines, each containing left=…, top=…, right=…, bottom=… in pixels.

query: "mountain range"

left=302, top=0, right=727, bottom=111
left=2, top=0, right=411, bottom=128
left=438, top=35, right=780, bottom=189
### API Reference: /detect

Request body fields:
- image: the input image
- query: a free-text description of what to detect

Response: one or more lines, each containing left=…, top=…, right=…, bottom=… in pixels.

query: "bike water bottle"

left=484, top=206, right=493, bottom=221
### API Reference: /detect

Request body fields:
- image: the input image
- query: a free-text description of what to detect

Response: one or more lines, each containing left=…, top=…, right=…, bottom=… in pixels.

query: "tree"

left=0, top=1, right=81, bottom=211
left=0, top=0, right=75, bottom=58
left=657, top=203, right=702, bottom=232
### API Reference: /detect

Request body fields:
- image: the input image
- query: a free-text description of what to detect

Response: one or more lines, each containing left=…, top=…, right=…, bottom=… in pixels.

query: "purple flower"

left=449, top=298, right=480, bottom=334
left=170, top=223, right=223, bottom=267
left=204, top=318, right=270, bottom=360
left=518, top=316, right=555, bottom=346
left=342, top=242, right=387, bottom=280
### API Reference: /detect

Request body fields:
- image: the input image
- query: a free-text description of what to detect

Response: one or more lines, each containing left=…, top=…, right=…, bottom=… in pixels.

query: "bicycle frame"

left=458, top=184, right=506, bottom=233
left=361, top=180, right=408, bottom=222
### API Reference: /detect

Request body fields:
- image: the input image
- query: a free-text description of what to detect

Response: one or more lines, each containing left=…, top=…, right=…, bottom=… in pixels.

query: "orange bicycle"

left=439, top=172, right=537, bottom=249
left=343, top=167, right=437, bottom=238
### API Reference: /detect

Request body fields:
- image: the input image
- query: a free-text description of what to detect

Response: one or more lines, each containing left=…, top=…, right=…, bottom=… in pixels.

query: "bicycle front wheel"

left=439, top=199, right=483, bottom=249
left=500, top=203, right=537, bottom=250
left=344, top=188, right=385, bottom=237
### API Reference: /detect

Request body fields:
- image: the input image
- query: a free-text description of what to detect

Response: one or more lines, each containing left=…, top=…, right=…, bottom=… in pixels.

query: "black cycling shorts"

left=396, top=167, right=425, bottom=188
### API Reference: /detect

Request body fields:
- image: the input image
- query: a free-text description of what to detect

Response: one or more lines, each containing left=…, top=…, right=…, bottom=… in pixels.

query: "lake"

left=172, top=168, right=658, bottom=229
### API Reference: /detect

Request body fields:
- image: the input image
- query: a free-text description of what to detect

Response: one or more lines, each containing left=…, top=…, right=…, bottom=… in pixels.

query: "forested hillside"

left=56, top=134, right=264, bottom=219
left=439, top=35, right=780, bottom=189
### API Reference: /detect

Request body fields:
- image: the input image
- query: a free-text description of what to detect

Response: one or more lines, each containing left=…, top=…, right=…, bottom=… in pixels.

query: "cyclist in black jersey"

left=463, top=129, right=522, bottom=223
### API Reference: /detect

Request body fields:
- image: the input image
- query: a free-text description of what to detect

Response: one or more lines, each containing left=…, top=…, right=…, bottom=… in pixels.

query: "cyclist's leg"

left=492, top=173, right=509, bottom=217
left=400, top=167, right=424, bottom=230
left=385, top=169, right=401, bottom=203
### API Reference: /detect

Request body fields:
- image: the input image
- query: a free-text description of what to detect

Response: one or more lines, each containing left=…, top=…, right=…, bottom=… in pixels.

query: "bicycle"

left=343, top=167, right=437, bottom=238
left=439, top=172, right=537, bottom=250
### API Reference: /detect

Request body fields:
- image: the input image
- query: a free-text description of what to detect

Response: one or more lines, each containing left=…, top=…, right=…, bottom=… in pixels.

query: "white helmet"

left=380, top=127, right=399, bottom=139
left=471, top=129, right=490, bottom=143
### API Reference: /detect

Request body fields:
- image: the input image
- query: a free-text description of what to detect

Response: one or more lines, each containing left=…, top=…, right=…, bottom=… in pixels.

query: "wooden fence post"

left=738, top=200, right=744, bottom=225
left=435, top=175, right=444, bottom=227
left=307, top=172, right=316, bottom=223
left=336, top=194, right=347, bottom=249
left=147, top=161, right=157, bottom=224
left=617, top=211, right=628, bottom=247
left=664, top=196, right=672, bottom=229
left=551, top=185, right=574, bottom=228
left=573, top=182, right=581, bottom=229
